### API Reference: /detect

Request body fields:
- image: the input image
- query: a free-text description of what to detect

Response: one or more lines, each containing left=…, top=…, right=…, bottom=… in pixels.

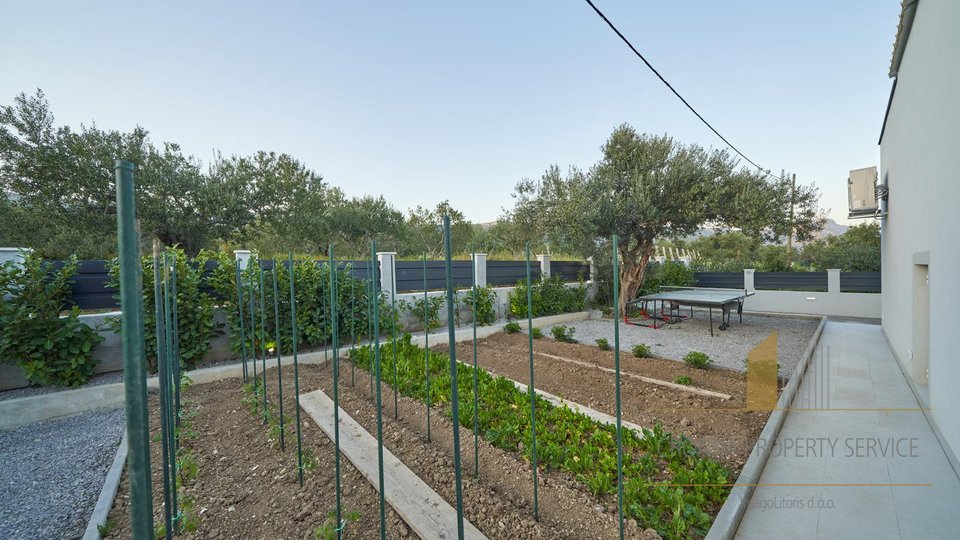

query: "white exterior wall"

left=880, top=0, right=960, bottom=460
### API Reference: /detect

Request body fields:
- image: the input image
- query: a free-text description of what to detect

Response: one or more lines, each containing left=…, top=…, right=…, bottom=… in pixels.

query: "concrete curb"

left=0, top=312, right=590, bottom=431
left=82, top=432, right=128, bottom=540
left=704, top=316, right=827, bottom=540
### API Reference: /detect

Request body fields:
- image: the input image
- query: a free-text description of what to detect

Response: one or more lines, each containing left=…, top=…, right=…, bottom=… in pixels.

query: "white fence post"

left=233, top=249, right=252, bottom=270
left=377, top=252, right=398, bottom=299
left=536, top=254, right=551, bottom=279
left=744, top=269, right=755, bottom=292
left=474, top=253, right=487, bottom=287
left=827, top=269, right=841, bottom=295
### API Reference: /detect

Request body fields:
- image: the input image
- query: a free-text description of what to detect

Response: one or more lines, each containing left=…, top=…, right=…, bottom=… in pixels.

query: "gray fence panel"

left=754, top=272, right=828, bottom=291
left=693, top=272, right=745, bottom=289
left=395, top=260, right=472, bottom=292
left=839, top=272, right=882, bottom=293
left=487, top=260, right=541, bottom=286
left=552, top=261, right=590, bottom=282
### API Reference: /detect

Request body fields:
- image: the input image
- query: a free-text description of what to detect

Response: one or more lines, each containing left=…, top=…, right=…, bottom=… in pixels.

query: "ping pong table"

left=625, top=286, right=755, bottom=336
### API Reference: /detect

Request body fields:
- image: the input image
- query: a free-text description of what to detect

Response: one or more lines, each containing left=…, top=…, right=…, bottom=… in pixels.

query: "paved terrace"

left=736, top=321, right=960, bottom=539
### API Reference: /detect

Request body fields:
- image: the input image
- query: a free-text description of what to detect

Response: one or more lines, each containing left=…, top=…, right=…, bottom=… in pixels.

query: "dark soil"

left=439, top=333, right=776, bottom=474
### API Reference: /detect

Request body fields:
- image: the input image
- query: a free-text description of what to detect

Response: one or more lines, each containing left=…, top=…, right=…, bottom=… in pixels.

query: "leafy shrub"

left=639, top=261, right=696, bottom=296
left=109, top=247, right=218, bottom=372
left=674, top=375, right=692, bottom=386
left=632, top=344, right=652, bottom=358
left=683, top=351, right=711, bottom=369
left=0, top=254, right=103, bottom=386
left=406, top=294, right=445, bottom=332
left=530, top=327, right=543, bottom=339
left=462, top=285, right=497, bottom=326
left=508, top=275, right=586, bottom=318
left=596, top=338, right=610, bottom=350
left=504, top=321, right=521, bottom=334
left=207, top=254, right=380, bottom=357
left=551, top=325, right=577, bottom=343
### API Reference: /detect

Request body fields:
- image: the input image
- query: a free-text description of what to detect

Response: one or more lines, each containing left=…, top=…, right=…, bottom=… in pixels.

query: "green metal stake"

left=171, top=256, right=181, bottom=426
left=371, top=242, right=387, bottom=540
left=390, top=262, right=398, bottom=419
left=612, top=235, right=625, bottom=540
left=249, top=263, right=258, bottom=395
left=115, top=160, right=153, bottom=538
left=236, top=263, right=249, bottom=383
left=259, top=267, right=268, bottom=423
left=368, top=274, right=374, bottom=398
left=330, top=246, right=343, bottom=538
left=323, top=262, right=329, bottom=366
left=423, top=252, right=431, bottom=442
left=162, top=254, right=178, bottom=529
left=272, top=265, right=285, bottom=451
left=525, top=242, right=540, bottom=521
left=471, top=250, right=479, bottom=477
left=154, top=247, right=173, bottom=540
left=350, top=272, right=356, bottom=387
left=289, top=253, right=305, bottom=487
left=444, top=216, right=465, bottom=540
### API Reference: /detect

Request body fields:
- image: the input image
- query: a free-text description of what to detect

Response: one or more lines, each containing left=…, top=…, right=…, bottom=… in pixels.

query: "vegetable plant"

left=683, top=351, right=711, bottom=369
left=632, top=344, right=652, bottom=358
left=550, top=325, right=577, bottom=343
left=504, top=321, right=521, bottom=334
left=596, top=338, right=610, bottom=350
left=674, top=375, right=692, bottom=386
left=530, top=327, right=543, bottom=339
left=349, top=336, right=730, bottom=539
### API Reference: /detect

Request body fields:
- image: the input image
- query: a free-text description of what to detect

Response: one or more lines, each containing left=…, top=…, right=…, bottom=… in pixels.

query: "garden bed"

left=439, top=332, right=776, bottom=474
left=104, top=365, right=407, bottom=539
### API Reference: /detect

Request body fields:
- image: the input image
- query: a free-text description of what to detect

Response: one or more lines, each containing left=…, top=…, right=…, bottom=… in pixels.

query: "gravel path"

left=0, top=408, right=125, bottom=540
left=537, top=315, right=819, bottom=377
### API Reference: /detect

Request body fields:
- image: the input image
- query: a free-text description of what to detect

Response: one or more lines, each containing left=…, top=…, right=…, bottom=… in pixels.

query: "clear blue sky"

left=2, top=1, right=901, bottom=225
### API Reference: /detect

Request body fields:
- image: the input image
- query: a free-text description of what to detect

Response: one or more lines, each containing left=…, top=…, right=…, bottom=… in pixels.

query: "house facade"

left=879, top=0, right=960, bottom=464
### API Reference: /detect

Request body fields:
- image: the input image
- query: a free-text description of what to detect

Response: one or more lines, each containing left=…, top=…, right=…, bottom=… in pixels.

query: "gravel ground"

left=0, top=408, right=125, bottom=540
left=539, top=315, right=819, bottom=377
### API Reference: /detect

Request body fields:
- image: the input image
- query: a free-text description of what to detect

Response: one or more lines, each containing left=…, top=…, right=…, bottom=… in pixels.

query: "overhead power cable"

left=583, top=0, right=782, bottom=180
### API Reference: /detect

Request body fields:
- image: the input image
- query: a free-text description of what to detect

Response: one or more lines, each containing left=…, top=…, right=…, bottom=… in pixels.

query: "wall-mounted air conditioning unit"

left=848, top=166, right=879, bottom=219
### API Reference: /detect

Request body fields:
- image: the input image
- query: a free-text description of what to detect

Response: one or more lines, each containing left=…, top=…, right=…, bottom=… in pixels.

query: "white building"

left=879, top=0, right=960, bottom=466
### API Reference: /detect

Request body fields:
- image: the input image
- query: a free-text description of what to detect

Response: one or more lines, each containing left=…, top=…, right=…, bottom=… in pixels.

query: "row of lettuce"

left=350, top=336, right=729, bottom=539
left=0, top=250, right=586, bottom=387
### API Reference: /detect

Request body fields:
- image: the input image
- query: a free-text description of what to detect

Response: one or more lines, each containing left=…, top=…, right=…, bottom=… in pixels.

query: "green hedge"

left=507, top=276, right=586, bottom=318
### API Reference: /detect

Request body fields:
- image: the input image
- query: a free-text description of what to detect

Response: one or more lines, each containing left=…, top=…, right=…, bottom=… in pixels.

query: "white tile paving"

left=735, top=322, right=960, bottom=540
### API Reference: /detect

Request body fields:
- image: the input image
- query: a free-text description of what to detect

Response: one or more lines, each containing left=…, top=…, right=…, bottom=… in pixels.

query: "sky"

left=2, top=1, right=902, bottom=225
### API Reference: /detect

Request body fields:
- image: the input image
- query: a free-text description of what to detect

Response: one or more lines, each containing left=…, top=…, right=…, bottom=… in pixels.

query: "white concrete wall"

left=880, top=0, right=960, bottom=460
left=744, top=290, right=880, bottom=319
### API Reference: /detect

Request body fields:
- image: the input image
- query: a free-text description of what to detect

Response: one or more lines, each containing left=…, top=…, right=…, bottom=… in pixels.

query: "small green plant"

left=550, top=325, right=577, bottom=343
left=632, top=344, right=652, bottom=358
left=674, top=375, right=693, bottom=386
left=302, top=447, right=318, bottom=471
left=683, top=351, right=711, bottom=369
left=504, top=321, right=521, bottom=334
left=596, top=338, right=610, bottom=350
left=407, top=294, right=445, bottom=332
left=97, top=518, right=116, bottom=537
left=530, top=327, right=543, bottom=339
left=315, top=509, right=361, bottom=540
